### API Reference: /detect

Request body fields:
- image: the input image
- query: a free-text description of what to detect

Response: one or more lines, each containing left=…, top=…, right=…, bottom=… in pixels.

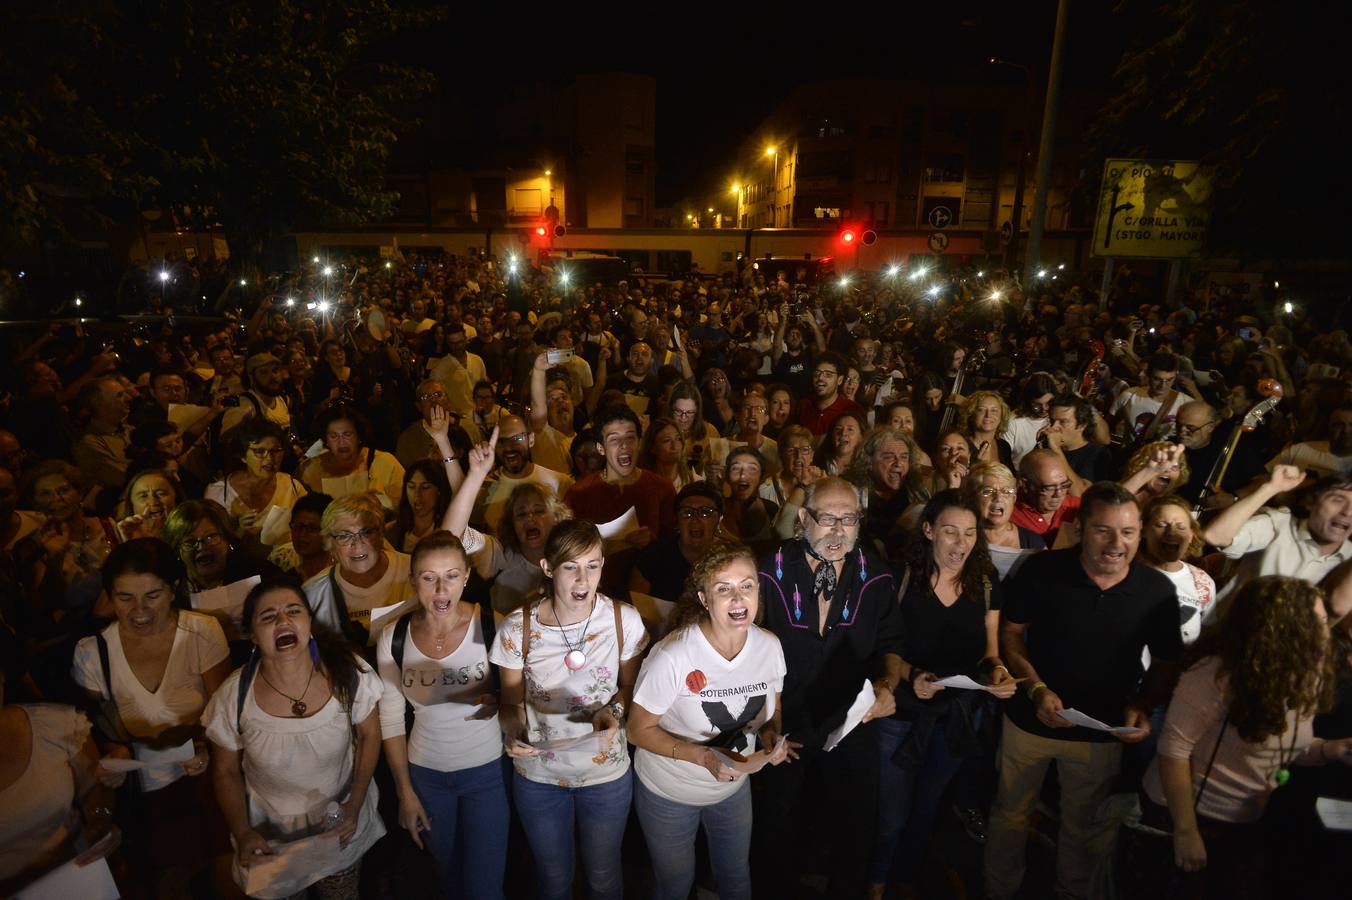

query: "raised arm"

left=423, top=404, right=466, bottom=493
left=529, top=352, right=551, bottom=433
left=1200, top=464, right=1304, bottom=549
left=443, top=425, right=497, bottom=537
left=771, top=302, right=790, bottom=364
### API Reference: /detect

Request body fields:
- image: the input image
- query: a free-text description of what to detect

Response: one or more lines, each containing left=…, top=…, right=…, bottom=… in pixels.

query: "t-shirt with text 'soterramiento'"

left=489, top=596, right=648, bottom=788
left=633, top=623, right=786, bottom=807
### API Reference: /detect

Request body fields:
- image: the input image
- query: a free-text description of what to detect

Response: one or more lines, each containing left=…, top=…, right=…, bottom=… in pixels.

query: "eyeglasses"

left=1035, top=481, right=1073, bottom=496
left=417, top=391, right=447, bottom=402
left=805, top=509, right=861, bottom=528
left=331, top=527, right=379, bottom=546
left=501, top=432, right=529, bottom=445
left=678, top=506, right=719, bottom=521
left=672, top=408, right=697, bottom=419
left=248, top=446, right=285, bottom=458
left=978, top=487, right=1018, bottom=499
left=180, top=532, right=224, bottom=553
left=813, top=368, right=840, bottom=379
left=1175, top=421, right=1215, bottom=435
left=785, top=445, right=813, bottom=456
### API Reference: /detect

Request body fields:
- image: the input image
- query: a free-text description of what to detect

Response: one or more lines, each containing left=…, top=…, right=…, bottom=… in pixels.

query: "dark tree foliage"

left=0, top=0, right=440, bottom=265
left=1088, top=0, right=1350, bottom=261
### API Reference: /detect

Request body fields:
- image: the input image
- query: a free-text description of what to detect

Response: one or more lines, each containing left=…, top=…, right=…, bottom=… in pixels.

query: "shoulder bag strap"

left=613, top=598, right=624, bottom=664
left=328, top=567, right=350, bottom=625
left=982, top=576, right=992, bottom=614
left=392, top=612, right=413, bottom=671
left=95, top=632, right=113, bottom=702
left=520, top=601, right=533, bottom=664
left=236, top=651, right=260, bottom=734
left=1194, top=714, right=1227, bottom=805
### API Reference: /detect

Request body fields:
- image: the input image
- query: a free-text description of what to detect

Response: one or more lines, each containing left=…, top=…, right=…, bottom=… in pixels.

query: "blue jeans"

left=635, top=777, right=752, bottom=900
left=407, top=758, right=510, bottom=900
left=869, top=716, right=965, bottom=885
left=512, top=767, right=633, bottom=900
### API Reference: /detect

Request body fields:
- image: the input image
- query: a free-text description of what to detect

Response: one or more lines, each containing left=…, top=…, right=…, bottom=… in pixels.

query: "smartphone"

left=547, top=348, right=574, bottom=365
left=1238, top=326, right=1257, bottom=341
left=871, top=371, right=889, bottom=386
left=221, top=395, right=241, bottom=407
left=790, top=302, right=806, bottom=317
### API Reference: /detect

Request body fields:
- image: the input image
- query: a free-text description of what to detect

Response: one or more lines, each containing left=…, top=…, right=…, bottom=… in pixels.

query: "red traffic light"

left=534, top=225, right=547, bottom=237
left=840, top=228, right=857, bottom=245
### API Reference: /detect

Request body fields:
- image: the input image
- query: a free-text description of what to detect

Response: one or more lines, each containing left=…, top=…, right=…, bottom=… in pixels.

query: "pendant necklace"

left=260, top=665, right=317, bottom=717
left=551, top=598, right=594, bottom=671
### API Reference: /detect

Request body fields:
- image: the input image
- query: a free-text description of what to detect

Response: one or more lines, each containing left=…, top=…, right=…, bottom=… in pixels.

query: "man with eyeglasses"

left=477, top=414, right=572, bottom=534
left=394, top=379, right=464, bottom=469
left=1011, top=449, right=1081, bottom=546
left=728, top=394, right=780, bottom=479
left=528, top=352, right=579, bottom=475
left=753, top=476, right=903, bottom=898
left=630, top=482, right=724, bottom=605
left=790, top=351, right=864, bottom=438
left=1174, top=400, right=1263, bottom=508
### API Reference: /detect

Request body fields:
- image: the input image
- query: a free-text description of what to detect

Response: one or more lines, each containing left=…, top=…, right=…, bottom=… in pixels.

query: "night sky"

left=386, top=2, right=1132, bottom=206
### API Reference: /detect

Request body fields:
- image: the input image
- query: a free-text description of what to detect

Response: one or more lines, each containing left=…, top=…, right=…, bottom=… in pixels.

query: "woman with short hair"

left=490, top=520, right=648, bottom=900
left=206, top=419, right=308, bottom=550
left=627, top=540, right=791, bottom=900
left=204, top=578, right=385, bottom=899
left=114, top=468, right=185, bottom=543
left=301, top=405, right=405, bottom=509
left=1138, top=494, right=1217, bottom=646
left=964, top=463, right=1045, bottom=581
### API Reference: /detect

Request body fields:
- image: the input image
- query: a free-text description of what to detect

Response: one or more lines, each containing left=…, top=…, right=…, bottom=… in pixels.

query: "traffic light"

left=534, top=225, right=548, bottom=237
left=552, top=224, right=566, bottom=238
left=839, top=227, right=857, bottom=245
left=861, top=230, right=877, bottom=246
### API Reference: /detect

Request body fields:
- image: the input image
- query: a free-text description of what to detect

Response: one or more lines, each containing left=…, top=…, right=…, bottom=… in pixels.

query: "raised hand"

left=467, top=425, right=498, bottom=478
left=1267, top=464, right=1305, bottom=494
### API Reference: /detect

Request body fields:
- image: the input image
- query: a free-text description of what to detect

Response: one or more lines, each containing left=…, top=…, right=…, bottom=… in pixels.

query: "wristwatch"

left=607, top=699, right=626, bottom=720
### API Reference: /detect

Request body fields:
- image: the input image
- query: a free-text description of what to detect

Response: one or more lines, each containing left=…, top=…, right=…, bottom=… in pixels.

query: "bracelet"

left=443, top=455, right=458, bottom=462
left=670, top=741, right=680, bottom=760
left=1027, top=681, right=1048, bottom=700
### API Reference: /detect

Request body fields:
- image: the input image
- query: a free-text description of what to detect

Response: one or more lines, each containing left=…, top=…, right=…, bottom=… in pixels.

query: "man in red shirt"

left=1011, top=449, right=1081, bottom=544
left=791, top=351, right=864, bottom=437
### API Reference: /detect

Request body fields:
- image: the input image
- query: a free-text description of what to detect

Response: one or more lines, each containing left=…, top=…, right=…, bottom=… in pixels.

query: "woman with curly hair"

left=1122, top=441, right=1192, bottom=504
left=626, top=539, right=791, bottom=900
left=1140, top=576, right=1352, bottom=896
left=868, top=489, right=1015, bottom=897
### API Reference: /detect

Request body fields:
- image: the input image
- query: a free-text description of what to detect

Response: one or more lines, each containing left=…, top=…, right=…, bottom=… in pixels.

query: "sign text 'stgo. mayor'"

left=1091, top=159, right=1213, bottom=258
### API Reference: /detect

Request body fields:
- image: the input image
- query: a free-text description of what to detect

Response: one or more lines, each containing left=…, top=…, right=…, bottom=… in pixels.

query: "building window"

left=623, top=197, right=644, bottom=217
left=866, top=201, right=890, bottom=226
left=512, top=188, right=543, bottom=215
left=924, top=154, right=964, bottom=183
left=812, top=207, right=842, bottom=220
left=625, top=148, right=645, bottom=175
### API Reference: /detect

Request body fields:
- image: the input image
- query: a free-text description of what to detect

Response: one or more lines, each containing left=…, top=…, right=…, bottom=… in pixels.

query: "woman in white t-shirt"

left=205, top=419, right=308, bottom=549
left=304, top=492, right=416, bottom=648
left=376, top=532, right=508, bottom=899
left=1139, top=494, right=1217, bottom=646
left=71, top=538, right=231, bottom=890
left=489, top=520, right=647, bottom=900
left=204, top=578, right=385, bottom=899
left=627, top=540, right=791, bottom=900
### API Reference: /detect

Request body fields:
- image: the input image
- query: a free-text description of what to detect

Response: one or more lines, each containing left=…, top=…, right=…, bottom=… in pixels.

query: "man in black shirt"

left=1175, top=400, right=1264, bottom=509
left=753, top=477, right=903, bottom=899
left=629, top=482, right=722, bottom=603
left=985, top=482, right=1182, bottom=900
left=602, top=340, right=661, bottom=416
left=1046, top=393, right=1117, bottom=489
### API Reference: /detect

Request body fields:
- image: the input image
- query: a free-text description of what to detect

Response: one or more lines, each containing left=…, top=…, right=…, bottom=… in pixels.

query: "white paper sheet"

left=167, top=403, right=210, bottom=431
left=305, top=439, right=327, bottom=459
left=100, top=738, right=193, bottom=777
left=629, top=591, right=677, bottom=640
left=14, top=856, right=120, bottom=900
left=190, top=575, right=262, bottom=639
left=1056, top=708, right=1143, bottom=735
left=242, top=832, right=346, bottom=899
left=823, top=679, right=875, bottom=752
left=368, top=600, right=417, bottom=637
left=258, top=503, right=292, bottom=545
left=1316, top=797, right=1352, bottom=831
left=714, top=734, right=787, bottom=774
left=532, top=731, right=616, bottom=754
left=934, top=674, right=986, bottom=691
left=596, top=507, right=639, bottom=542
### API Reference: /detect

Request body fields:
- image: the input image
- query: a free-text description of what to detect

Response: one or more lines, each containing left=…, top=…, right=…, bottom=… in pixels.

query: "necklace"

left=259, top=665, right=317, bottom=716
left=548, top=598, right=594, bottom=671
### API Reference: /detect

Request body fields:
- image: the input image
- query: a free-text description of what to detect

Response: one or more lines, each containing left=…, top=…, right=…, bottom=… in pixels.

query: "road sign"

left=928, top=206, right=954, bottom=229
left=928, top=232, right=949, bottom=253
left=1091, top=159, right=1213, bottom=258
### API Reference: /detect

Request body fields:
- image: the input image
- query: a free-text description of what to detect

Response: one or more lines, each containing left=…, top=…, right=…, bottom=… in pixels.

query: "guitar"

left=1077, top=339, right=1106, bottom=400
left=939, top=346, right=988, bottom=434
left=1192, top=378, right=1283, bottom=517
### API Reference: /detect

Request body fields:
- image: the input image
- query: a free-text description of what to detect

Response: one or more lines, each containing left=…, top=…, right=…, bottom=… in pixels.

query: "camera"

left=790, top=302, right=806, bottom=318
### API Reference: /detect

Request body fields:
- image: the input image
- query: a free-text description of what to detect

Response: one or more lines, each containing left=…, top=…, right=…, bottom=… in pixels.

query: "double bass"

left=938, top=346, right=988, bottom=434
left=1192, top=378, right=1283, bottom=517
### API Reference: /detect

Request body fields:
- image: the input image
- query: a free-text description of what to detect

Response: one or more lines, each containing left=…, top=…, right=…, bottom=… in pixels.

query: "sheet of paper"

left=242, top=832, right=346, bottom=899
left=321, top=472, right=371, bottom=499
left=823, top=679, right=875, bottom=752
left=713, top=734, right=787, bottom=775
left=1316, top=797, right=1352, bottom=831
left=98, top=757, right=148, bottom=773
left=629, top=591, right=677, bottom=640
left=305, top=439, right=327, bottom=459
left=134, top=738, right=195, bottom=769
left=672, top=323, right=683, bottom=351
left=368, top=599, right=416, bottom=637
left=258, top=504, right=291, bottom=544
left=1056, top=708, right=1143, bottom=735
left=531, top=731, right=616, bottom=754
left=14, top=856, right=120, bottom=900
left=190, top=576, right=262, bottom=639
left=934, top=674, right=987, bottom=691
left=596, top=507, right=639, bottom=542
left=167, top=403, right=210, bottom=431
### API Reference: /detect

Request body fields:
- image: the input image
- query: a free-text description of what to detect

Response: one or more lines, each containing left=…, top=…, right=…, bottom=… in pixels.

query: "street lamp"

left=322, top=266, right=334, bottom=277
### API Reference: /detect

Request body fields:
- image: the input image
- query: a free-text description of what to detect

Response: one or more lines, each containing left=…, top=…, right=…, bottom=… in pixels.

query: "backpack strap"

left=479, top=601, right=497, bottom=649
left=982, top=576, right=992, bottom=614
left=328, top=567, right=351, bottom=627
left=95, top=632, right=112, bottom=702
left=392, top=611, right=413, bottom=671
left=236, top=650, right=261, bottom=735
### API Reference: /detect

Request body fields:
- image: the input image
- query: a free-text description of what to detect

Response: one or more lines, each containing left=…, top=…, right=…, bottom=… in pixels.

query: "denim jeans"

left=512, top=767, right=633, bottom=900
left=869, top=716, right=965, bottom=886
left=407, top=758, right=510, bottom=900
left=635, top=777, right=752, bottom=900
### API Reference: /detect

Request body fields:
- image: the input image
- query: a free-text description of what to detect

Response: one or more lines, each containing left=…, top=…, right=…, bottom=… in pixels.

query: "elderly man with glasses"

left=752, top=476, right=903, bottom=898
left=1011, top=449, right=1081, bottom=547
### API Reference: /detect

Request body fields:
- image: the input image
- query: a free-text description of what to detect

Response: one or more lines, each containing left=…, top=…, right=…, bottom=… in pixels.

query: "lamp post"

left=765, top=146, right=778, bottom=227
left=1024, top=0, right=1070, bottom=279
left=731, top=183, right=741, bottom=229
left=990, top=57, right=1034, bottom=273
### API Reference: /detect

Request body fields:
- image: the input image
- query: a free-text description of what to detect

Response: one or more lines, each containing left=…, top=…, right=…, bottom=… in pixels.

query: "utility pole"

left=1024, top=0, right=1069, bottom=278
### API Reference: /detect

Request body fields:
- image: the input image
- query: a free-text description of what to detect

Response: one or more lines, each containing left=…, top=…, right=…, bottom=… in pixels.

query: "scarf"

left=803, top=539, right=839, bottom=600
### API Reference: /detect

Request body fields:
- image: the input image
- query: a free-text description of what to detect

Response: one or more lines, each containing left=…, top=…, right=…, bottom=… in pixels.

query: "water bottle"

left=322, top=801, right=345, bottom=832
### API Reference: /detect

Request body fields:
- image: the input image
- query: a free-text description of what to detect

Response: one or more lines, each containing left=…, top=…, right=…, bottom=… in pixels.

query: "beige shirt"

left=1217, top=507, right=1352, bottom=602
left=73, top=424, right=132, bottom=489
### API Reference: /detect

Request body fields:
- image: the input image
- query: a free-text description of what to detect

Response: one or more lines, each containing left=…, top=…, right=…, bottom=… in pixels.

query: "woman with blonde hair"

left=627, top=539, right=791, bottom=900
left=1140, top=576, right=1352, bottom=897
left=963, top=391, right=1013, bottom=467
left=963, top=463, right=1044, bottom=580
left=1123, top=441, right=1192, bottom=503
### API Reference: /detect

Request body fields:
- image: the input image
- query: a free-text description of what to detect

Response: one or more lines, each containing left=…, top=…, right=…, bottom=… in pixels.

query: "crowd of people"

left=1, top=249, right=1350, bottom=900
